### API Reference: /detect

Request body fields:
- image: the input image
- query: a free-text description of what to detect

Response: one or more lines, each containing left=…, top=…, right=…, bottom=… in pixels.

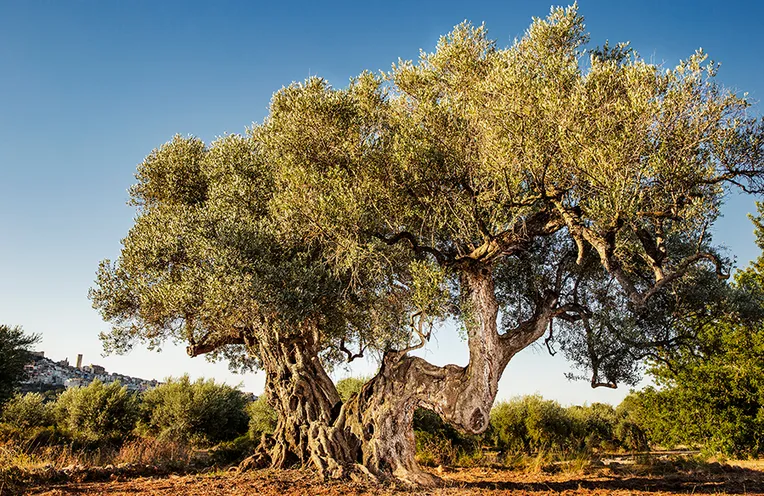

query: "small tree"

left=138, top=375, right=249, bottom=445
left=247, top=395, right=277, bottom=441
left=335, top=377, right=367, bottom=403
left=1, top=392, right=53, bottom=431
left=0, top=325, right=39, bottom=408
left=490, top=396, right=575, bottom=455
left=55, top=380, right=138, bottom=444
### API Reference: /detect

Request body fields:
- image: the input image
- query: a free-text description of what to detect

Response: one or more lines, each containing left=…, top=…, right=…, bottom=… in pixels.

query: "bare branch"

left=372, top=231, right=449, bottom=264
left=395, top=311, right=432, bottom=357
left=339, top=338, right=365, bottom=363
left=590, top=380, right=618, bottom=389
left=544, top=320, right=557, bottom=356
left=186, top=330, right=246, bottom=357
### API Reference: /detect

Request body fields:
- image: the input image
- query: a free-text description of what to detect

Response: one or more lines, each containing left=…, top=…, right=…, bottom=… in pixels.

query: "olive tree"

left=90, top=133, right=409, bottom=478
left=0, top=325, right=39, bottom=408
left=263, top=6, right=764, bottom=484
left=92, top=5, right=764, bottom=486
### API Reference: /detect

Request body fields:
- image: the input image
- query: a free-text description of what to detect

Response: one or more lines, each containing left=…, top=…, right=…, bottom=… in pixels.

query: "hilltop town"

left=21, top=352, right=160, bottom=393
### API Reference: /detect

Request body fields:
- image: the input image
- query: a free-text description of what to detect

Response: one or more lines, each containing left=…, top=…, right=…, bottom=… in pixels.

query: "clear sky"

left=1, top=0, right=763, bottom=406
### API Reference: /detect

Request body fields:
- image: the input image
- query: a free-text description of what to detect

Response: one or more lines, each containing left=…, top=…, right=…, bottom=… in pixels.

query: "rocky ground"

left=18, top=461, right=764, bottom=496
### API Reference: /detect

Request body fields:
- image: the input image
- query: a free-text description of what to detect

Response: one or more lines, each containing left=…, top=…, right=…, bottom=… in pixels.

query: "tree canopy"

left=0, top=325, right=39, bottom=408
left=625, top=203, right=764, bottom=457
left=91, top=5, right=764, bottom=485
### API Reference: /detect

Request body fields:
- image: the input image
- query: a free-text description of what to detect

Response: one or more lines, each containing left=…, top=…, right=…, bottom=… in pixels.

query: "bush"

left=612, top=396, right=649, bottom=452
left=415, top=430, right=458, bottom=466
left=138, top=375, right=248, bottom=446
left=55, top=380, right=138, bottom=444
left=567, top=403, right=618, bottom=452
left=211, top=435, right=255, bottom=466
left=1, top=393, right=54, bottom=431
left=335, top=377, right=366, bottom=402
left=413, top=408, right=481, bottom=466
left=247, top=395, right=277, bottom=442
left=490, top=396, right=576, bottom=455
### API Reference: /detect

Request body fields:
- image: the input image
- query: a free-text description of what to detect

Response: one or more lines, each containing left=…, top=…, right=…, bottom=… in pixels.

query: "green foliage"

left=246, top=395, right=277, bottom=441
left=210, top=435, right=255, bottom=466
left=567, top=403, right=615, bottom=451
left=489, top=395, right=647, bottom=456
left=0, top=325, right=40, bottom=408
left=625, top=319, right=764, bottom=457
left=415, top=430, right=460, bottom=467
left=611, top=398, right=649, bottom=452
left=413, top=408, right=481, bottom=465
left=55, top=380, right=138, bottom=444
left=490, top=396, right=575, bottom=454
left=138, top=375, right=248, bottom=446
left=1, top=393, right=54, bottom=431
left=335, top=377, right=366, bottom=402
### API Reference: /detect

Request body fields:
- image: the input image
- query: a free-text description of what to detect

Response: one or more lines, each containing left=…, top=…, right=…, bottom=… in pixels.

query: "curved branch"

left=186, top=330, right=246, bottom=357
left=555, top=200, right=729, bottom=308
left=394, top=311, right=432, bottom=357
left=372, top=231, right=448, bottom=264
left=339, top=338, right=365, bottom=363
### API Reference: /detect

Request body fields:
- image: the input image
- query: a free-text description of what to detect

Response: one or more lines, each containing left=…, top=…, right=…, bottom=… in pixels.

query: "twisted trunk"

left=342, top=264, right=555, bottom=485
left=239, top=265, right=555, bottom=487
left=240, top=328, right=360, bottom=479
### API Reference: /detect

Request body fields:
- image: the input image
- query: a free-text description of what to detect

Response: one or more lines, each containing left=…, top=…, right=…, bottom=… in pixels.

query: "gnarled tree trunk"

left=240, top=327, right=360, bottom=480
left=238, top=265, right=557, bottom=487
left=341, top=264, right=556, bottom=486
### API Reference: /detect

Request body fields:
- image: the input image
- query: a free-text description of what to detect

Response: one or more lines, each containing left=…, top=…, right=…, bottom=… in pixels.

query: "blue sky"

left=1, top=0, right=763, bottom=405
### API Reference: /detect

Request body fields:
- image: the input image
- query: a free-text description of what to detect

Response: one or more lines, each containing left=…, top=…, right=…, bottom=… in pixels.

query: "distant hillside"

left=20, top=353, right=159, bottom=393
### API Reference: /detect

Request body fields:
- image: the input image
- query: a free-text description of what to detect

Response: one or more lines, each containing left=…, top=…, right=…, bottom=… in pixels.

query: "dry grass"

left=23, top=462, right=764, bottom=496
left=0, top=437, right=206, bottom=495
left=114, top=438, right=198, bottom=467
left=4, top=442, right=764, bottom=496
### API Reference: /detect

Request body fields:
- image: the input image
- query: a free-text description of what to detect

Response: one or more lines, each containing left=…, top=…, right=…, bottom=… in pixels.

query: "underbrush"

left=0, top=436, right=218, bottom=494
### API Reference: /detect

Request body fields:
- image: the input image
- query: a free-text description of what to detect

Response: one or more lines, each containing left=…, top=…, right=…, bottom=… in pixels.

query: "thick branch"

left=339, top=338, right=365, bottom=363
left=554, top=200, right=728, bottom=308
left=499, top=291, right=560, bottom=367
left=454, top=209, right=565, bottom=265
left=372, top=231, right=448, bottom=264
left=640, top=251, right=728, bottom=302
left=186, top=330, right=246, bottom=357
left=394, top=311, right=432, bottom=357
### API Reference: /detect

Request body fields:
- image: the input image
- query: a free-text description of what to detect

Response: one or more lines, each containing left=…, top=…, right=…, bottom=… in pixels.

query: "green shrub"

left=247, top=395, right=277, bottom=442
left=490, top=396, right=576, bottom=455
left=1, top=392, right=54, bottom=431
left=612, top=396, right=649, bottom=452
left=415, top=430, right=458, bottom=466
left=335, top=377, right=367, bottom=402
left=413, top=408, right=481, bottom=466
left=567, top=403, right=618, bottom=451
left=138, top=375, right=248, bottom=446
left=211, top=434, right=255, bottom=466
left=55, top=380, right=138, bottom=444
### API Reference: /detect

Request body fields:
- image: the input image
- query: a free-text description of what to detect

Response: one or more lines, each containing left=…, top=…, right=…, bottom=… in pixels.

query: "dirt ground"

left=19, top=462, right=764, bottom=496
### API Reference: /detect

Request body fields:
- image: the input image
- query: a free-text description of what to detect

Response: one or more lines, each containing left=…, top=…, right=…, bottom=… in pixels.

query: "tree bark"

left=239, top=327, right=360, bottom=480
left=239, top=265, right=555, bottom=487
left=341, top=264, right=556, bottom=486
